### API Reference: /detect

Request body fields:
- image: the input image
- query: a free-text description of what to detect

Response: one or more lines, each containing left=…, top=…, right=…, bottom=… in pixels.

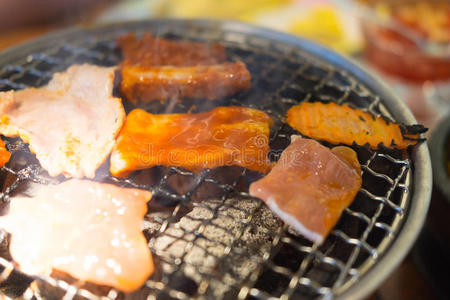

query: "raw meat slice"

left=0, top=64, right=125, bottom=178
left=249, top=136, right=362, bottom=243
left=0, top=179, right=153, bottom=292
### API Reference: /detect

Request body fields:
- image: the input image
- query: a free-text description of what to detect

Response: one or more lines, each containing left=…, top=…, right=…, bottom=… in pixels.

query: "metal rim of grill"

left=0, top=19, right=431, bottom=300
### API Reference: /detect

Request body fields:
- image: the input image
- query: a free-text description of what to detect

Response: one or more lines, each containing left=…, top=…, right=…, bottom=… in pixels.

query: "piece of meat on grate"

left=110, top=106, right=273, bottom=177
left=0, top=64, right=125, bottom=178
left=117, top=33, right=226, bottom=67
left=0, top=139, right=10, bottom=167
left=120, top=62, right=251, bottom=103
left=287, top=101, right=426, bottom=149
left=249, top=136, right=362, bottom=244
left=0, top=179, right=153, bottom=293
left=117, top=33, right=251, bottom=103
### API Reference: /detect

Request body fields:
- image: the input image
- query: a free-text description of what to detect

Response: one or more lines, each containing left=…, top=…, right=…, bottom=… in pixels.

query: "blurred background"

left=0, top=0, right=449, bottom=299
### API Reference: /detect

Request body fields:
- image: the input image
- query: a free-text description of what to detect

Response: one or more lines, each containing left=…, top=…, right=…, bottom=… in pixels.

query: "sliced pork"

left=0, top=179, right=153, bottom=292
left=120, top=62, right=251, bottom=103
left=0, top=64, right=125, bottom=178
left=110, top=106, right=272, bottom=177
left=117, top=33, right=251, bottom=102
left=249, top=136, right=362, bottom=243
left=117, top=33, right=226, bottom=67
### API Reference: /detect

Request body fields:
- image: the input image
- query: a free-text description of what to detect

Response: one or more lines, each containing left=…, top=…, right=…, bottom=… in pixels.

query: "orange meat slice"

left=0, top=139, right=10, bottom=167
left=249, top=136, right=362, bottom=243
left=117, top=33, right=227, bottom=67
left=287, top=102, right=426, bottom=149
left=110, top=106, right=273, bottom=177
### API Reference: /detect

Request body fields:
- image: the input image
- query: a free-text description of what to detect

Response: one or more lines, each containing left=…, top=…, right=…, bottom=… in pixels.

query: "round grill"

left=0, top=20, right=431, bottom=300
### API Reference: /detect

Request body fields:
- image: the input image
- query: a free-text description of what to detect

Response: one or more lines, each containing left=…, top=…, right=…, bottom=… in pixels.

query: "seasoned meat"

left=0, top=179, right=153, bottom=292
left=120, top=62, right=251, bottom=103
left=0, top=64, right=125, bottom=178
left=117, top=33, right=251, bottom=102
left=287, top=102, right=426, bottom=149
left=117, top=33, right=226, bottom=67
left=110, top=106, right=272, bottom=177
left=0, top=139, right=10, bottom=167
left=249, top=136, right=362, bottom=243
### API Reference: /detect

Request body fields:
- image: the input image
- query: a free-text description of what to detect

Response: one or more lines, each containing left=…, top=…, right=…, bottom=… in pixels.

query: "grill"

left=0, top=20, right=431, bottom=300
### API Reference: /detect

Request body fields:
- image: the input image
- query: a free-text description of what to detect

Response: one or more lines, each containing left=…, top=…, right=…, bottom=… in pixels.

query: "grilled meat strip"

left=250, top=136, right=362, bottom=244
left=120, top=62, right=251, bottom=103
left=117, top=33, right=227, bottom=66
left=110, top=106, right=272, bottom=177
left=117, top=33, right=251, bottom=102
left=287, top=102, right=426, bottom=149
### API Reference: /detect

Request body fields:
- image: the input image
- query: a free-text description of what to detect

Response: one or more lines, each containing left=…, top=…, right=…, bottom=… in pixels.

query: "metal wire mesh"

left=0, top=21, right=414, bottom=299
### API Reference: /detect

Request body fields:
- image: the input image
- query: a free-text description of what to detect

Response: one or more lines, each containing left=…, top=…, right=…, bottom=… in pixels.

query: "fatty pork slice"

left=116, top=33, right=251, bottom=103
left=0, top=179, right=153, bottom=293
left=120, top=62, right=251, bottom=103
left=0, top=64, right=125, bottom=178
left=249, top=136, right=362, bottom=244
left=117, top=33, right=226, bottom=67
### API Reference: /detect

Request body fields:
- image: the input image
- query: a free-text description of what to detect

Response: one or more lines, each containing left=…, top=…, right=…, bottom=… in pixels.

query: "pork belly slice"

left=110, top=106, right=272, bottom=177
left=117, top=33, right=251, bottom=103
left=0, top=139, right=11, bottom=167
left=0, top=64, right=126, bottom=178
left=117, top=33, right=226, bottom=67
left=0, top=179, right=153, bottom=293
left=249, top=136, right=362, bottom=244
left=120, top=62, right=251, bottom=103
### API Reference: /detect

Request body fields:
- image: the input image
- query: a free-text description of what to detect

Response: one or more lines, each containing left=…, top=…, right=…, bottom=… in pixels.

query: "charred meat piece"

left=0, top=64, right=125, bottom=178
left=249, top=136, right=362, bottom=243
left=117, top=33, right=251, bottom=102
left=121, top=62, right=251, bottom=103
left=287, top=102, right=426, bottom=149
left=0, top=179, right=153, bottom=293
left=0, top=139, right=10, bottom=167
left=110, top=106, right=272, bottom=177
left=117, top=33, right=226, bottom=66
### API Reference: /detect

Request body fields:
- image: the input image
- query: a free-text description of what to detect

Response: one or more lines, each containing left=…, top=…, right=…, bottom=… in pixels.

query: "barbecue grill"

left=0, top=20, right=431, bottom=300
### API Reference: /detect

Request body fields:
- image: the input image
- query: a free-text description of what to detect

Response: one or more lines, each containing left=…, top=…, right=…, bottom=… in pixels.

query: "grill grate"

left=0, top=21, right=419, bottom=299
